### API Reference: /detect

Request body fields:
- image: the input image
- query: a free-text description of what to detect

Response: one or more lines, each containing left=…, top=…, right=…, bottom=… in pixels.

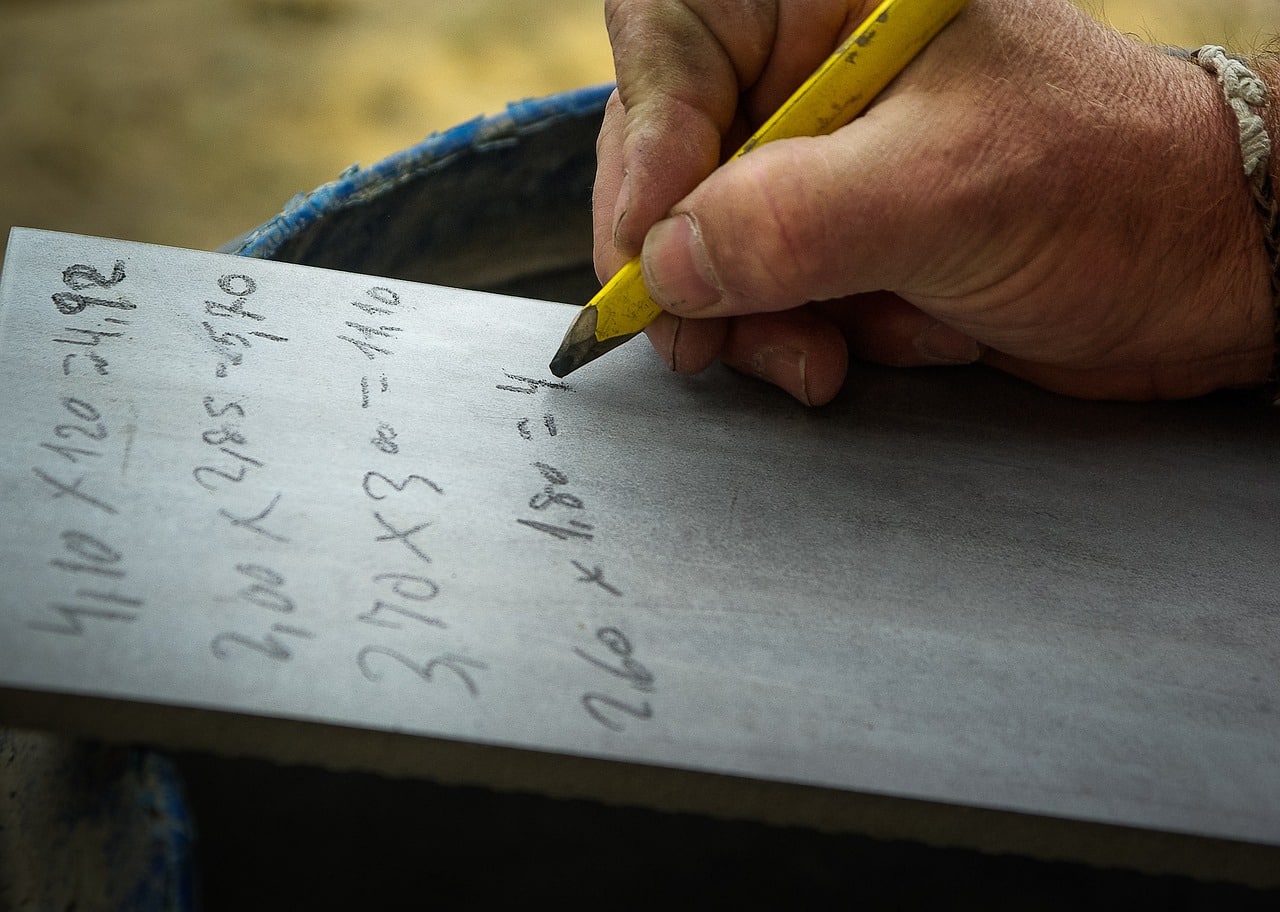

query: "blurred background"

left=0, top=0, right=1276, bottom=266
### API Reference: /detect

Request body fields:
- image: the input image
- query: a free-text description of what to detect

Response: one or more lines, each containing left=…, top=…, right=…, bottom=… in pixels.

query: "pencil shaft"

left=550, top=0, right=970, bottom=376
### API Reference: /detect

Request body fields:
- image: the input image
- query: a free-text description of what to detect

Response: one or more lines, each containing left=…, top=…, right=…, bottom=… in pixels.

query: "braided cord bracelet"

left=1186, top=46, right=1280, bottom=403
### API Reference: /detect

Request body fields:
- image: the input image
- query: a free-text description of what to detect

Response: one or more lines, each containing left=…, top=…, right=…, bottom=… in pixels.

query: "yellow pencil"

left=549, top=0, right=970, bottom=378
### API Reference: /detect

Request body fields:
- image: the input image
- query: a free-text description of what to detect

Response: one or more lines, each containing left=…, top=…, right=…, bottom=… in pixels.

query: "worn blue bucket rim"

left=224, top=83, right=615, bottom=260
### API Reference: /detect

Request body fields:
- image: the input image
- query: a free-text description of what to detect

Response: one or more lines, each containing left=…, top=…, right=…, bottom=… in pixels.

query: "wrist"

left=1175, top=44, right=1278, bottom=397
left=1246, top=52, right=1280, bottom=398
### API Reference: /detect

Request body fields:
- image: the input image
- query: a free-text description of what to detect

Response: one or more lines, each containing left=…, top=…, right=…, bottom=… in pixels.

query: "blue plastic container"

left=226, top=84, right=613, bottom=303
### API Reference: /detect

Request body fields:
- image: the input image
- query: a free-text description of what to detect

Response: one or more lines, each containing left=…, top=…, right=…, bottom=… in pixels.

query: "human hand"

left=592, top=0, right=1276, bottom=405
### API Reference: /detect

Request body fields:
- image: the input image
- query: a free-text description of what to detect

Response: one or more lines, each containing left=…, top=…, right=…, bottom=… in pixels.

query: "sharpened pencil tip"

left=549, top=305, right=637, bottom=378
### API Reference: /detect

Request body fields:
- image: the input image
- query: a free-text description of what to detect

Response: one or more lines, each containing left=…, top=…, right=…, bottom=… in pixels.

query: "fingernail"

left=645, top=315, right=679, bottom=371
left=641, top=214, right=722, bottom=313
left=913, top=322, right=982, bottom=365
left=612, top=171, right=631, bottom=250
left=750, top=346, right=811, bottom=406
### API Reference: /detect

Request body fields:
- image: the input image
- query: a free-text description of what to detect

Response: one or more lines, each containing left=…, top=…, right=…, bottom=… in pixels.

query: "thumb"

left=639, top=109, right=965, bottom=318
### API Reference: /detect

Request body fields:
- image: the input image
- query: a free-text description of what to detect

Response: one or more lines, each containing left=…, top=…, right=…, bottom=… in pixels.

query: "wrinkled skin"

left=593, top=0, right=1276, bottom=405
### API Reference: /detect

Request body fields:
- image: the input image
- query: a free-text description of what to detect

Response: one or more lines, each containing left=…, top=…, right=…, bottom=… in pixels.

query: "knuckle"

left=719, top=147, right=832, bottom=307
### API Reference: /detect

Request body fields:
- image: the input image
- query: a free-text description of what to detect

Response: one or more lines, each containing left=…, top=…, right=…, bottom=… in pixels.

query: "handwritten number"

left=373, top=573, right=439, bottom=602
left=40, top=442, right=100, bottom=464
left=497, top=372, right=571, bottom=395
left=357, top=646, right=486, bottom=696
left=366, top=287, right=400, bottom=308
left=206, top=298, right=264, bottom=321
left=357, top=600, right=445, bottom=630
left=63, top=261, right=126, bottom=290
left=54, top=421, right=108, bottom=442
left=218, top=274, right=258, bottom=297
left=362, top=471, right=444, bottom=501
left=534, top=462, right=568, bottom=485
left=203, top=396, right=246, bottom=420
left=61, top=530, right=120, bottom=564
left=28, top=603, right=138, bottom=636
left=211, top=632, right=291, bottom=661
left=577, top=628, right=655, bottom=729
left=202, top=426, right=247, bottom=447
left=61, top=397, right=101, bottom=423
left=597, top=627, right=630, bottom=655
left=52, top=292, right=136, bottom=315
left=193, top=463, right=248, bottom=491
left=238, top=564, right=283, bottom=586
left=351, top=286, right=401, bottom=317
left=530, top=489, right=583, bottom=510
left=53, top=263, right=131, bottom=313
left=220, top=448, right=263, bottom=468
left=582, top=694, right=653, bottom=733
left=232, top=564, right=293, bottom=612
left=358, top=575, right=441, bottom=628
left=203, top=321, right=249, bottom=349
left=572, top=648, right=654, bottom=692
left=241, top=583, right=293, bottom=613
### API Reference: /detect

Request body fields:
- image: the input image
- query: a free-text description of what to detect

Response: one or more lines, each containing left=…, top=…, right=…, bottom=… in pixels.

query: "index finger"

left=602, top=0, right=874, bottom=255
left=604, top=0, right=784, bottom=255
